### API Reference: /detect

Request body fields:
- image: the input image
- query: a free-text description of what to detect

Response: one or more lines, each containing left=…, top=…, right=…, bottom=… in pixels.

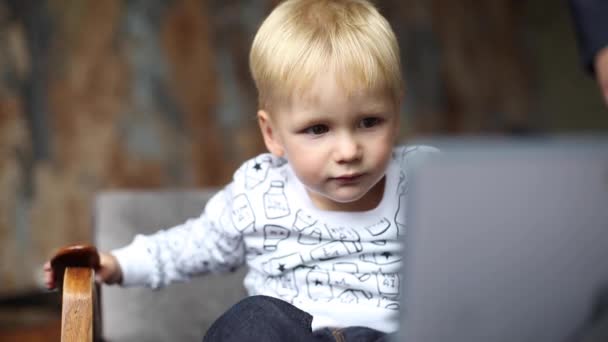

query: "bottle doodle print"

left=231, top=194, right=255, bottom=232
left=263, top=225, right=290, bottom=251
left=364, top=218, right=391, bottom=237
left=298, top=226, right=322, bottom=245
left=276, top=272, right=299, bottom=302
left=245, top=156, right=271, bottom=189
left=306, top=269, right=333, bottom=301
left=377, top=273, right=399, bottom=298
left=292, top=210, right=317, bottom=231
left=310, top=240, right=362, bottom=261
left=292, top=210, right=322, bottom=244
left=264, top=181, right=290, bottom=219
left=337, top=289, right=372, bottom=304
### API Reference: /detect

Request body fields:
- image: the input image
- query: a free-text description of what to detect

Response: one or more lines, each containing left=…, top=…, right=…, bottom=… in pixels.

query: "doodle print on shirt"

left=245, top=246, right=263, bottom=260
left=309, top=224, right=363, bottom=260
left=277, top=272, right=299, bottom=301
left=292, top=210, right=317, bottom=231
left=244, top=155, right=273, bottom=189
left=262, top=252, right=305, bottom=275
left=364, top=218, right=391, bottom=237
left=310, top=240, right=363, bottom=261
left=379, top=296, right=400, bottom=310
left=292, top=210, right=324, bottom=245
left=326, top=224, right=360, bottom=242
left=337, top=289, right=373, bottom=304
left=377, top=273, right=399, bottom=299
left=265, top=272, right=299, bottom=303
left=231, top=194, right=256, bottom=232
left=359, top=251, right=400, bottom=266
left=307, top=268, right=334, bottom=301
left=263, top=225, right=290, bottom=251
left=264, top=180, right=291, bottom=219
left=297, top=225, right=323, bottom=245
left=330, top=262, right=366, bottom=288
left=357, top=273, right=372, bottom=282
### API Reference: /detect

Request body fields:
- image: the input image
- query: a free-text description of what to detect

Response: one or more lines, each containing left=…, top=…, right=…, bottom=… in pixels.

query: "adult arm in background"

left=568, top=0, right=608, bottom=106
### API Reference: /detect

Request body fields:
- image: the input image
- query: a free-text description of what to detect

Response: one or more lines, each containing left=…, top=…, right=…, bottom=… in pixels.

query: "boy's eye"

left=360, top=117, right=382, bottom=128
left=304, top=124, right=329, bottom=135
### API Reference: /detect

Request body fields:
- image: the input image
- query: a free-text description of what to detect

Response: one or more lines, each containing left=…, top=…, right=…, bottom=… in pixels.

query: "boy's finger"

left=594, top=47, right=608, bottom=107
left=42, top=262, right=56, bottom=289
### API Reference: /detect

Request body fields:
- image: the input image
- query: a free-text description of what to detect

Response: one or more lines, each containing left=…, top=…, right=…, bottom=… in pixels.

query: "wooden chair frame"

left=50, top=245, right=102, bottom=342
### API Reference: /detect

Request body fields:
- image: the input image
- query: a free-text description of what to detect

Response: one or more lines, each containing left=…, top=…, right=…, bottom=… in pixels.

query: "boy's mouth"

left=332, top=173, right=364, bottom=183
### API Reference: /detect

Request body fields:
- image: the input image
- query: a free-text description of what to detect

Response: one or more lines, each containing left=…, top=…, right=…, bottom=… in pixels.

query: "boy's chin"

left=312, top=189, right=378, bottom=211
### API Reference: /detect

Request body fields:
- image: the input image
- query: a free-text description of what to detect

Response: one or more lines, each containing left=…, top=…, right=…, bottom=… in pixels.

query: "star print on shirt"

left=278, top=264, right=286, bottom=272
left=253, top=163, right=262, bottom=171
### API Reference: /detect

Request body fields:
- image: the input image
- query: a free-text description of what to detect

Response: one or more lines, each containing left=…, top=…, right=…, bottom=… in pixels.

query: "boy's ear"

left=257, top=110, right=285, bottom=157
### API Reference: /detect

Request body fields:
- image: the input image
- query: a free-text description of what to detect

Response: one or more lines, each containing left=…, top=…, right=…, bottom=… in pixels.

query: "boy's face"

left=258, top=73, right=400, bottom=211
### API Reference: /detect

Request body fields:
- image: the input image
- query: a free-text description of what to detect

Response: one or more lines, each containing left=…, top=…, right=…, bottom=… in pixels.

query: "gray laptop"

left=397, top=137, right=608, bottom=342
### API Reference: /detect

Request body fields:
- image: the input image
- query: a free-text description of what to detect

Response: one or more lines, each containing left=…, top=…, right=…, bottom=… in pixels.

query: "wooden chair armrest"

left=51, top=244, right=102, bottom=342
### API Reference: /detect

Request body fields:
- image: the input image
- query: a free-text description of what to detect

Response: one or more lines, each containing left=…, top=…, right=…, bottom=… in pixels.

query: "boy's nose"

left=334, top=134, right=361, bottom=163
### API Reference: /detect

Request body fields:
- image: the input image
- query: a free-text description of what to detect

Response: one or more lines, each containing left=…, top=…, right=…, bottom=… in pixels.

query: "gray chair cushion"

left=95, top=190, right=247, bottom=342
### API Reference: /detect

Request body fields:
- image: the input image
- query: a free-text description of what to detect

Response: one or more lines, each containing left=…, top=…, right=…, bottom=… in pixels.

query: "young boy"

left=45, top=0, right=436, bottom=340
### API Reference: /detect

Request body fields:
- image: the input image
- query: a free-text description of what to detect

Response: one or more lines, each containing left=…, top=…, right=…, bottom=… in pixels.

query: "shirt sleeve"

left=111, top=185, right=245, bottom=288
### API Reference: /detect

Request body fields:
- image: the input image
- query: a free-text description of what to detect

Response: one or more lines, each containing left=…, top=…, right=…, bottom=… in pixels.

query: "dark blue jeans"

left=203, top=295, right=392, bottom=342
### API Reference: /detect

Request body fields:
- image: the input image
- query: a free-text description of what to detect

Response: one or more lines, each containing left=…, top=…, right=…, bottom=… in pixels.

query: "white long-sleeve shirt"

left=112, top=145, right=437, bottom=333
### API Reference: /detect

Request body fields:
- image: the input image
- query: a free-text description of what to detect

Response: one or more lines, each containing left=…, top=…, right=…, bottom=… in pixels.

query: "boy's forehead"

left=294, top=73, right=394, bottom=106
left=265, top=63, right=399, bottom=113
left=269, top=87, right=394, bottom=121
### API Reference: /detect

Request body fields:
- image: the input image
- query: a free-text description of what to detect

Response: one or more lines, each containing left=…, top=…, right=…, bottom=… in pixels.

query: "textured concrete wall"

left=0, top=0, right=604, bottom=296
left=0, top=0, right=269, bottom=296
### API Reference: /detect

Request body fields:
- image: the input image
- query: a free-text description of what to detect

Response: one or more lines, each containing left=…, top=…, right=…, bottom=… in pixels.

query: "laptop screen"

left=398, top=137, right=608, bottom=342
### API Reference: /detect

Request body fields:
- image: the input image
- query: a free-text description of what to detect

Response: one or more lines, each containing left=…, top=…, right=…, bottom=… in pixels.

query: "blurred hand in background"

left=595, top=46, right=608, bottom=107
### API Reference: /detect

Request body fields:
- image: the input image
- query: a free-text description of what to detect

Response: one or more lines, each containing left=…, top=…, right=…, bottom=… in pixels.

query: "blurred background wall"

left=0, top=0, right=606, bottom=303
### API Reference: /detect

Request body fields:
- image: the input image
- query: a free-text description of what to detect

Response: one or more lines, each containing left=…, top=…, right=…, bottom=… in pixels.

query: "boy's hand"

left=43, top=252, right=123, bottom=290
left=595, top=46, right=608, bottom=107
left=96, top=252, right=123, bottom=285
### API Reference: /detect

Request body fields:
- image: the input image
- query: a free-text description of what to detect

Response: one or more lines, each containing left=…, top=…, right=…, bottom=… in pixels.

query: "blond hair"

left=250, top=0, right=402, bottom=110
